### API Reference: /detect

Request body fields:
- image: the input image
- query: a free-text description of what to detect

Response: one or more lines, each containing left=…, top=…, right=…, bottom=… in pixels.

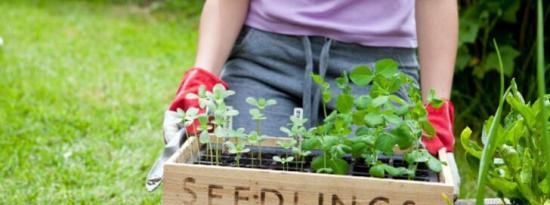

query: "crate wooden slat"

left=163, top=136, right=455, bottom=205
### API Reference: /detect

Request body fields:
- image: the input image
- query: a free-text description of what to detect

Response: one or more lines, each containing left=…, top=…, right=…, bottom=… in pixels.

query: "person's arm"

left=416, top=0, right=458, bottom=155
left=162, top=0, right=249, bottom=143
left=415, top=0, right=458, bottom=101
left=194, top=0, right=250, bottom=75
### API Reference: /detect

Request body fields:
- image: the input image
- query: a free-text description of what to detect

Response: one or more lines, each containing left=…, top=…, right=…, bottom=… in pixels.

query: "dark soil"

left=192, top=146, right=439, bottom=182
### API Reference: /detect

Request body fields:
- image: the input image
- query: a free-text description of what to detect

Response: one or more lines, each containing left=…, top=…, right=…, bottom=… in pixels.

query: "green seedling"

left=225, top=128, right=249, bottom=167
left=280, top=109, right=310, bottom=171
left=207, top=84, right=237, bottom=165
left=463, top=34, right=550, bottom=204
left=197, top=114, right=213, bottom=163
left=307, top=58, right=442, bottom=177
left=177, top=107, right=200, bottom=159
left=246, top=131, right=266, bottom=166
left=188, top=59, right=442, bottom=181
left=273, top=156, right=294, bottom=171
left=247, top=97, right=277, bottom=165
left=176, top=107, right=199, bottom=128
left=225, top=141, right=250, bottom=168
left=186, top=84, right=238, bottom=165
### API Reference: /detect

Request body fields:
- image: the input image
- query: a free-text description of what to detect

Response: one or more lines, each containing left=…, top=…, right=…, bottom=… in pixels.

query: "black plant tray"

left=192, top=146, right=439, bottom=182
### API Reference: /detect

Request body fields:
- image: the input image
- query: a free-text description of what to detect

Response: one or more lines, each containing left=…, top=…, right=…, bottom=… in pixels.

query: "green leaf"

left=502, top=0, right=521, bottom=23
left=427, top=155, right=442, bottom=172
left=257, top=98, right=267, bottom=107
left=336, top=94, right=354, bottom=113
left=460, top=127, right=482, bottom=158
left=375, top=133, right=395, bottom=155
left=539, top=175, right=550, bottom=194
left=372, top=95, right=389, bottom=107
left=198, top=115, right=209, bottom=129
left=420, top=118, right=435, bottom=137
left=350, top=142, right=367, bottom=158
left=330, top=158, right=349, bottom=175
left=391, top=123, right=414, bottom=149
left=364, top=113, right=384, bottom=127
left=246, top=97, right=258, bottom=107
left=388, top=95, right=407, bottom=106
left=500, top=144, right=521, bottom=172
left=458, top=18, right=480, bottom=46
left=352, top=110, right=367, bottom=125
left=505, top=92, right=536, bottom=128
left=311, top=73, right=330, bottom=90
left=487, top=177, right=520, bottom=198
left=349, top=65, right=374, bottom=86
left=285, top=156, right=295, bottom=162
left=517, top=150, right=539, bottom=204
left=199, top=131, right=210, bottom=144
left=382, top=164, right=412, bottom=177
left=382, top=113, right=402, bottom=125
left=311, top=73, right=325, bottom=85
left=375, top=59, right=399, bottom=78
left=322, top=90, right=332, bottom=104
left=404, top=150, right=429, bottom=164
left=266, top=99, right=277, bottom=106
left=311, top=155, right=349, bottom=175
left=456, top=46, right=471, bottom=71
left=369, top=164, right=385, bottom=177
left=335, top=75, right=349, bottom=89
left=427, top=89, right=444, bottom=108
left=355, top=95, right=372, bottom=109
left=249, top=108, right=265, bottom=120
left=477, top=46, right=520, bottom=78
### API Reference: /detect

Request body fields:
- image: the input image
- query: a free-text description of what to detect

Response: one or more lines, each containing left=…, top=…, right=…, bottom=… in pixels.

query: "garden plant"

left=183, top=58, right=445, bottom=181
left=461, top=1, right=549, bottom=204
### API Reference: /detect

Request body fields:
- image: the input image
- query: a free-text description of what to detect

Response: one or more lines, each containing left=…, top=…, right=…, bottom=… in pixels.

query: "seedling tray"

left=163, top=136, right=455, bottom=205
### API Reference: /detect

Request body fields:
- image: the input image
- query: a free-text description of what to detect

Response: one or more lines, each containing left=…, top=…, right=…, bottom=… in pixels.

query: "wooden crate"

left=163, top=136, right=455, bottom=205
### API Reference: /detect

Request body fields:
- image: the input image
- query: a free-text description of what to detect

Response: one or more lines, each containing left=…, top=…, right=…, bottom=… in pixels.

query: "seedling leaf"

left=336, top=94, right=354, bottom=113
left=375, top=59, right=399, bottom=78
left=350, top=65, right=374, bottom=86
left=427, top=89, right=444, bottom=108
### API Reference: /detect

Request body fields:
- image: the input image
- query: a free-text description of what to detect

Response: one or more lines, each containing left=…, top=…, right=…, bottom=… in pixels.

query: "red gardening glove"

left=421, top=101, right=455, bottom=155
left=162, top=68, right=228, bottom=143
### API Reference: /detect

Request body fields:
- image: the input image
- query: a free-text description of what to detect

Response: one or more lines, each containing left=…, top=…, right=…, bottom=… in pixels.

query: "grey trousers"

left=220, top=27, right=419, bottom=137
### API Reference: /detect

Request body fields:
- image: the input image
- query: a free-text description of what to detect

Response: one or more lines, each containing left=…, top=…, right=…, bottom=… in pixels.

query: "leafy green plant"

left=190, top=60, right=442, bottom=181
left=464, top=1, right=549, bottom=204
left=208, top=84, right=238, bottom=165
left=246, top=97, right=277, bottom=165
left=187, top=84, right=237, bottom=165
left=462, top=82, right=549, bottom=204
left=275, top=59, right=442, bottom=177
left=272, top=156, right=294, bottom=171
left=224, top=128, right=249, bottom=167
left=280, top=110, right=311, bottom=171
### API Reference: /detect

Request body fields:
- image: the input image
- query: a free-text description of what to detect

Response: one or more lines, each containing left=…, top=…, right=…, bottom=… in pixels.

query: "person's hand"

left=163, top=68, right=228, bottom=143
left=421, top=100, right=455, bottom=155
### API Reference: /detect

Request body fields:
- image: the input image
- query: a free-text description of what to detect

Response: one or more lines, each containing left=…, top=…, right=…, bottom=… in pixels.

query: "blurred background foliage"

left=453, top=0, right=549, bottom=197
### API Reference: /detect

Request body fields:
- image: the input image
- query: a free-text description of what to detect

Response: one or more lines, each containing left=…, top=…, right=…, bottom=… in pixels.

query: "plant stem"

left=215, top=126, right=220, bottom=166
left=207, top=142, right=212, bottom=164
left=236, top=153, right=240, bottom=167
left=322, top=102, right=328, bottom=121
left=257, top=119, right=263, bottom=166
left=323, top=154, right=327, bottom=171
left=536, top=0, right=550, bottom=171
left=475, top=40, right=507, bottom=205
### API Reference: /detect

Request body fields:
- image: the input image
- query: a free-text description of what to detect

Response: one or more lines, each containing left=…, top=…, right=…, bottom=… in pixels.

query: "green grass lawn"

left=0, top=1, right=198, bottom=204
